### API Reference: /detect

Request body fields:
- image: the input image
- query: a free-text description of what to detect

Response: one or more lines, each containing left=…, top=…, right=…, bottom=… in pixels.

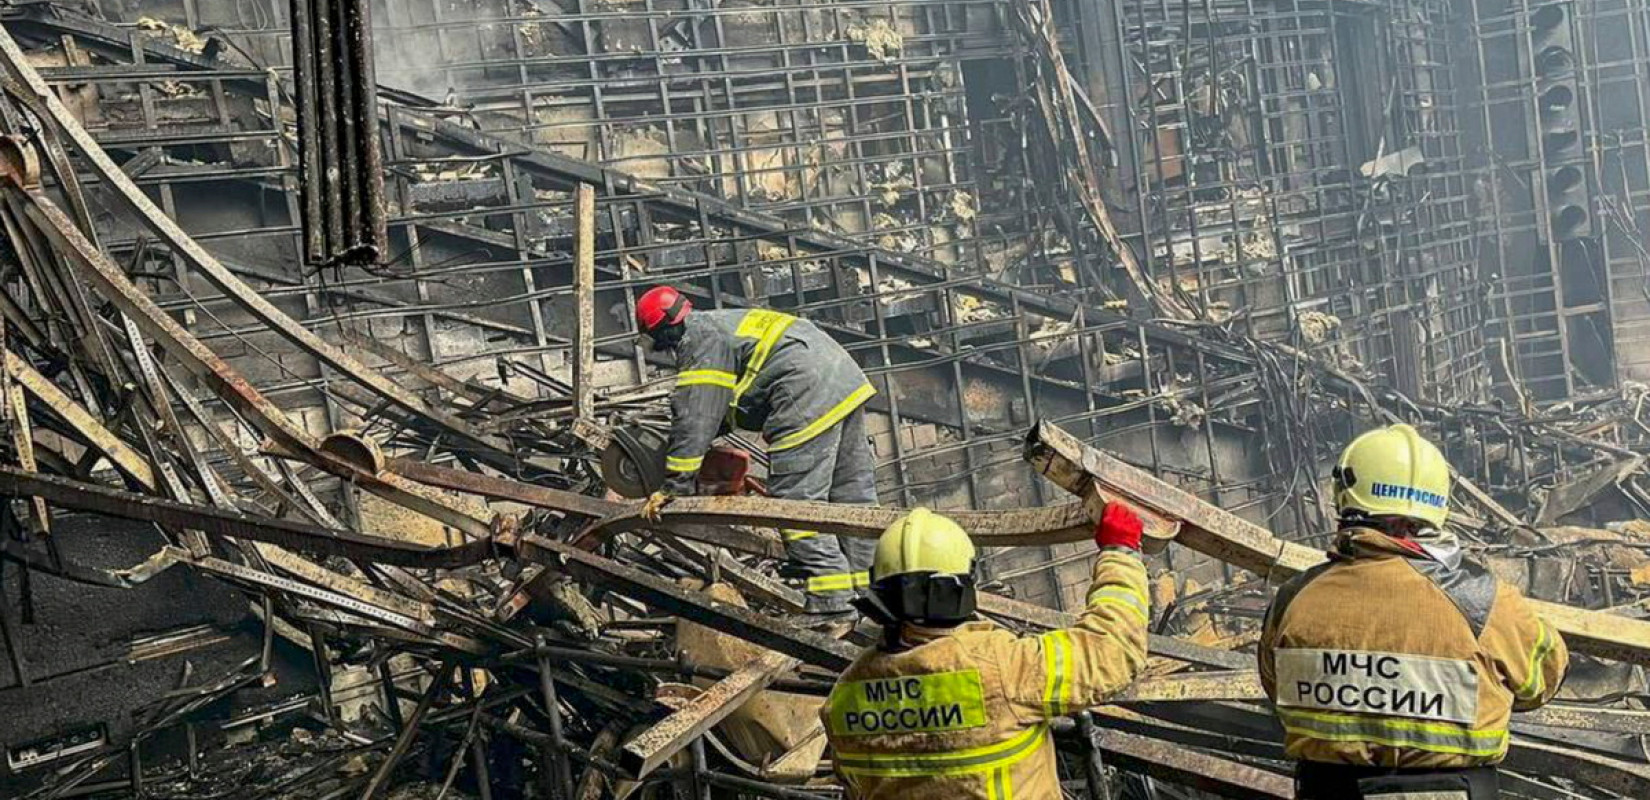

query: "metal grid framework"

left=1093, top=0, right=1488, bottom=405
left=0, top=8, right=1310, bottom=610
left=134, top=0, right=1102, bottom=288
left=1577, top=0, right=1650, bottom=389
left=8, top=0, right=1644, bottom=601
left=13, top=0, right=1632, bottom=589
left=1462, top=0, right=1615, bottom=404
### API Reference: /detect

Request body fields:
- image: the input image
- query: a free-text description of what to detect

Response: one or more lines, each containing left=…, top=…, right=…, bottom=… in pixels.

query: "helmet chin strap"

left=853, top=593, right=910, bottom=652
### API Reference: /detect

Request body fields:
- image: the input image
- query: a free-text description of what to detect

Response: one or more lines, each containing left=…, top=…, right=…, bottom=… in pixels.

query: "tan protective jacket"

left=820, top=548, right=1148, bottom=800
left=1258, top=528, right=1568, bottom=769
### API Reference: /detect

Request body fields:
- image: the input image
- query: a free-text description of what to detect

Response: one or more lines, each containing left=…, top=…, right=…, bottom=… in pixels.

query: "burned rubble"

left=4, top=0, right=1650, bottom=797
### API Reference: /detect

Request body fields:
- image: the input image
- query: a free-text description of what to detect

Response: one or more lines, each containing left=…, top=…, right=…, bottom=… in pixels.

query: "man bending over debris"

left=1259, top=423, right=1568, bottom=799
left=821, top=505, right=1149, bottom=798
left=634, top=285, right=878, bottom=618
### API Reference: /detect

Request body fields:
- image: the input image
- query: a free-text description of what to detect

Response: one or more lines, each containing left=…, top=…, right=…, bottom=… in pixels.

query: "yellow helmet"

left=868, top=509, right=977, bottom=625
left=1333, top=423, right=1451, bottom=528
left=872, top=508, right=976, bottom=581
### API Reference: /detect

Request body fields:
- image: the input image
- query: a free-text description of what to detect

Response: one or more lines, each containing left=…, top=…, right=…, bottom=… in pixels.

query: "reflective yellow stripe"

left=1516, top=621, right=1555, bottom=699
left=1040, top=630, right=1071, bottom=717
left=835, top=724, right=1046, bottom=777
left=1276, top=708, right=1508, bottom=757
left=850, top=571, right=871, bottom=589
left=677, top=369, right=737, bottom=389
left=767, top=382, right=877, bottom=451
left=994, top=766, right=1013, bottom=800
left=665, top=455, right=704, bottom=473
left=732, top=310, right=797, bottom=404
left=783, top=529, right=817, bottom=541
left=807, top=573, right=857, bottom=593
left=1087, top=586, right=1149, bottom=621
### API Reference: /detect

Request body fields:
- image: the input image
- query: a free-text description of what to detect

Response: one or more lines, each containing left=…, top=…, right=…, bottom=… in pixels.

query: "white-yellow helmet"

left=1333, top=423, right=1451, bottom=528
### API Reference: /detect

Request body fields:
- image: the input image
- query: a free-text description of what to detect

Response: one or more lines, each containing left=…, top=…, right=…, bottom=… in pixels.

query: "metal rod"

left=358, top=660, right=455, bottom=800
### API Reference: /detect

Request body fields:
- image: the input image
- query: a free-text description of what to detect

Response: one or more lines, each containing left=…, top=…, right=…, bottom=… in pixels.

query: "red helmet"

left=637, top=285, right=691, bottom=333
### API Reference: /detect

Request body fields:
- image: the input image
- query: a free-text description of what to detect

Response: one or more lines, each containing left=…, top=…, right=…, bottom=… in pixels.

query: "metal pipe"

left=536, top=634, right=575, bottom=800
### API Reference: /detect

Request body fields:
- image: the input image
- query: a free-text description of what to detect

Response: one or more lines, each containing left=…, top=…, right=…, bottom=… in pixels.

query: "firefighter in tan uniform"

left=1259, top=424, right=1568, bottom=799
left=821, top=504, right=1149, bottom=799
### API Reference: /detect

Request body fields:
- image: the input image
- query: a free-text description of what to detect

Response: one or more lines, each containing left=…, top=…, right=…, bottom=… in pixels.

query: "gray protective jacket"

left=663, top=308, right=875, bottom=492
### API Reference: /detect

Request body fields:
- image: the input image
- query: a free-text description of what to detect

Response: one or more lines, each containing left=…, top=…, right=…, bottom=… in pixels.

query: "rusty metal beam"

left=620, top=647, right=799, bottom=779
left=3, top=350, right=155, bottom=488
left=571, top=493, right=1093, bottom=549
left=389, top=457, right=784, bottom=557
left=4, top=177, right=489, bottom=539
left=1025, top=420, right=1650, bottom=666
left=397, top=458, right=1091, bottom=552
left=0, top=466, right=492, bottom=568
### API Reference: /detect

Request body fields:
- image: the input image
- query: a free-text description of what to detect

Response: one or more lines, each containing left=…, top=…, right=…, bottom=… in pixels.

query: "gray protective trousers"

left=767, top=406, right=878, bottom=612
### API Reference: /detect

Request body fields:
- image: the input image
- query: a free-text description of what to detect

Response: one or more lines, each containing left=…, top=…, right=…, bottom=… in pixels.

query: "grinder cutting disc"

left=599, top=425, right=669, bottom=498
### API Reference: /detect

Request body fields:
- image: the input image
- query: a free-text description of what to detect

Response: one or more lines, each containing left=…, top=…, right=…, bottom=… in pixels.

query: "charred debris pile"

left=4, top=4, right=1650, bottom=800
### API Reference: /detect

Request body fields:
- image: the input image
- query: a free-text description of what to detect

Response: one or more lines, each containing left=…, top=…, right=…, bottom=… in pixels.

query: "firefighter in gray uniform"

left=635, top=285, right=879, bottom=616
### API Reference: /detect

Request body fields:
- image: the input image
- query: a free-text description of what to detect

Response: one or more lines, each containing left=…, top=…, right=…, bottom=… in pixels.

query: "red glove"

left=1094, top=502, right=1143, bottom=551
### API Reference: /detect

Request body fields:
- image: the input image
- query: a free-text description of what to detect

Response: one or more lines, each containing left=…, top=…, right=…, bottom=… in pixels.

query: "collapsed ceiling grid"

left=6, top=0, right=1650, bottom=796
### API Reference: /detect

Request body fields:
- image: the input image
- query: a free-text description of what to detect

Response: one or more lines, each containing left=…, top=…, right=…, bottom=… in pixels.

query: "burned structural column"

left=287, top=0, right=387, bottom=266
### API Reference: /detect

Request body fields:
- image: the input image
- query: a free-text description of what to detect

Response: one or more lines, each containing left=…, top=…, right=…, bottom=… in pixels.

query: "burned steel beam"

left=515, top=534, right=858, bottom=671
left=391, top=458, right=785, bottom=558
left=1025, top=420, right=1650, bottom=666
left=286, top=0, right=387, bottom=266
left=0, top=466, right=493, bottom=568
left=570, top=493, right=1093, bottom=549
left=3, top=174, right=490, bottom=538
left=1081, top=727, right=1291, bottom=799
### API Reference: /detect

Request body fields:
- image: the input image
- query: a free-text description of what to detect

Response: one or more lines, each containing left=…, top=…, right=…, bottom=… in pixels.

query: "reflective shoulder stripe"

left=834, top=724, right=1047, bottom=777
left=1086, top=585, right=1148, bottom=621
left=677, top=369, right=737, bottom=389
left=1275, top=708, right=1508, bottom=758
left=665, top=455, right=704, bottom=473
left=734, top=308, right=797, bottom=339
left=1040, top=630, right=1072, bottom=717
left=731, top=310, right=798, bottom=402
left=767, top=383, right=877, bottom=451
left=1515, top=621, right=1556, bottom=699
